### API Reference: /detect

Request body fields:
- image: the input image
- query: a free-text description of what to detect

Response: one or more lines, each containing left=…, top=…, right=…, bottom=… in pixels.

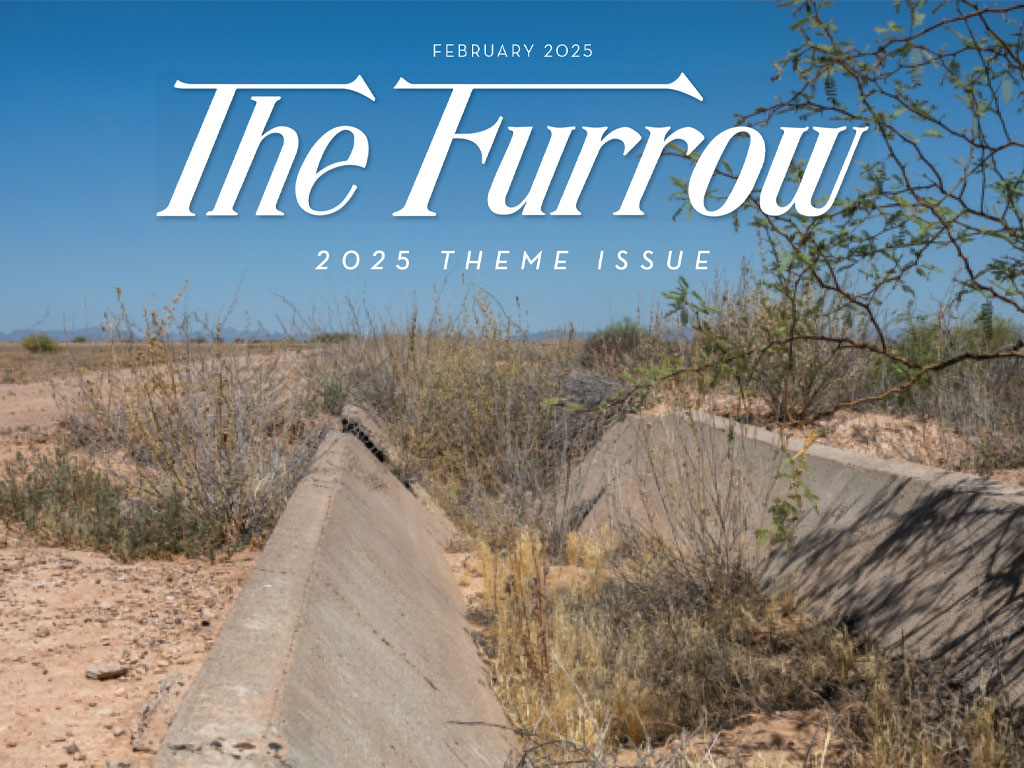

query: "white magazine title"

left=158, top=74, right=867, bottom=219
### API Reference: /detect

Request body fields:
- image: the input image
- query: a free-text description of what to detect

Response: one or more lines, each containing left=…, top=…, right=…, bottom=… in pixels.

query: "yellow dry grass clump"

left=475, top=524, right=1022, bottom=768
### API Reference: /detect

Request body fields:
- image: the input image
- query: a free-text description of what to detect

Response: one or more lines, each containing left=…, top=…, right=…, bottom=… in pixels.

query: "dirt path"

left=0, top=533, right=255, bottom=768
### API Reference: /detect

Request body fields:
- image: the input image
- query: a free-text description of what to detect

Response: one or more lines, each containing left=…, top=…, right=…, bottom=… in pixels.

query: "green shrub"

left=72, top=335, right=88, bottom=343
left=580, top=318, right=662, bottom=375
left=310, top=331, right=354, bottom=344
left=883, top=309, right=1024, bottom=471
left=0, top=449, right=217, bottom=560
left=21, top=333, right=57, bottom=353
left=58, top=288, right=325, bottom=556
left=672, top=269, right=873, bottom=422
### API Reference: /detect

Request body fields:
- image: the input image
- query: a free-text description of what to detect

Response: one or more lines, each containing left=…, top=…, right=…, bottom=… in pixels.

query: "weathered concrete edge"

left=153, top=431, right=346, bottom=766
left=694, top=409, right=1023, bottom=497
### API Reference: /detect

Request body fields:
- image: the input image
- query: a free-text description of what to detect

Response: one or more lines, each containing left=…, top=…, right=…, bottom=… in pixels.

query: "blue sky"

left=0, top=0, right=978, bottom=334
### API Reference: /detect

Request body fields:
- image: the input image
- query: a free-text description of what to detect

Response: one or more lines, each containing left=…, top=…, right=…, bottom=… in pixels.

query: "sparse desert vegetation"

left=20, top=332, right=58, bottom=354
left=303, top=290, right=1023, bottom=767
left=1, top=282, right=1023, bottom=766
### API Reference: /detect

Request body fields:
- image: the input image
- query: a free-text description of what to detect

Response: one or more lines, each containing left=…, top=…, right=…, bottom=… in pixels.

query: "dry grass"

left=1, top=290, right=325, bottom=558
left=53, top=293, right=324, bottom=555
left=476, top=526, right=1022, bottom=768
left=306, top=292, right=614, bottom=544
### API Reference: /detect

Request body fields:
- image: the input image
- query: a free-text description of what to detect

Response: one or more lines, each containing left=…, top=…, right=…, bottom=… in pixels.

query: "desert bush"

left=307, top=292, right=608, bottom=544
left=21, top=332, right=57, bottom=353
left=72, top=335, right=88, bottom=344
left=309, top=331, right=354, bottom=344
left=481, top=415, right=830, bottom=756
left=0, top=449, right=215, bottom=559
left=581, top=318, right=669, bottom=376
left=670, top=267, right=874, bottom=423
left=482, top=525, right=1023, bottom=768
left=57, top=287, right=325, bottom=555
left=666, top=268, right=1024, bottom=473
left=836, top=654, right=1024, bottom=768
left=480, top=527, right=835, bottom=748
left=880, top=308, right=1024, bottom=472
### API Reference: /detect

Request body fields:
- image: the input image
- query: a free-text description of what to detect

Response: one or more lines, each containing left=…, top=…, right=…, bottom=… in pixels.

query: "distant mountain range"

left=0, top=326, right=593, bottom=343
left=0, top=326, right=285, bottom=343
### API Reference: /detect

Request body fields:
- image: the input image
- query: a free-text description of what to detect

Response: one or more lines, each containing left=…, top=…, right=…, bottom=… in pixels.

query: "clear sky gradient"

left=0, top=0, right=977, bottom=334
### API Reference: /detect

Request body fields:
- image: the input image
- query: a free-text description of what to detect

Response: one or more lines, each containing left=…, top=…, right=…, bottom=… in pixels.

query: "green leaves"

left=657, top=0, right=1024, bottom=432
left=977, top=299, right=994, bottom=343
left=662, top=275, right=692, bottom=326
left=824, top=72, right=838, bottom=101
left=756, top=439, right=819, bottom=547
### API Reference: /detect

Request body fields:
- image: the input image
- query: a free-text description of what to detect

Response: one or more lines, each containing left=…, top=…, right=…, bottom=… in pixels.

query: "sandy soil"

left=808, top=408, right=1024, bottom=488
left=0, top=382, right=62, bottom=466
left=0, top=530, right=256, bottom=768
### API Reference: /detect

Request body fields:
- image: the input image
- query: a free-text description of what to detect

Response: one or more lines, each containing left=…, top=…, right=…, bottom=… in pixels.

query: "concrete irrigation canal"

left=155, top=410, right=1024, bottom=766
left=566, top=411, right=1024, bottom=705
left=153, top=428, right=513, bottom=767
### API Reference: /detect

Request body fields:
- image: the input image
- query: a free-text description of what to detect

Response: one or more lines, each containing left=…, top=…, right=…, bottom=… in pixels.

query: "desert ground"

left=0, top=530, right=254, bottom=768
left=1, top=338, right=1020, bottom=767
left=0, top=355, right=259, bottom=768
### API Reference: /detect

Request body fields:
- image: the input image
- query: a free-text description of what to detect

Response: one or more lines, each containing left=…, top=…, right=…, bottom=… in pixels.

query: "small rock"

left=85, top=663, right=130, bottom=681
left=34, top=622, right=51, bottom=638
left=65, top=743, right=79, bottom=755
